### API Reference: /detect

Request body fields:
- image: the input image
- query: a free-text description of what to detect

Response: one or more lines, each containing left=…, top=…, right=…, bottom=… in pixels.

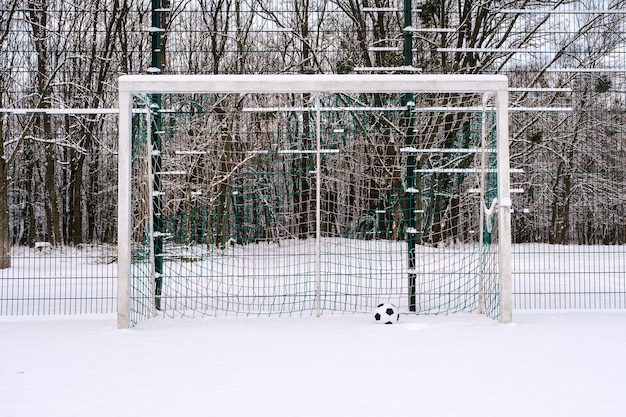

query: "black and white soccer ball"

left=374, top=302, right=399, bottom=324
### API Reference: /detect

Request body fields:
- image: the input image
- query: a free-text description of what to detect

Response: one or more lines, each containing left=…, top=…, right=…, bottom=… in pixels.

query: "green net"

left=128, top=91, right=502, bottom=324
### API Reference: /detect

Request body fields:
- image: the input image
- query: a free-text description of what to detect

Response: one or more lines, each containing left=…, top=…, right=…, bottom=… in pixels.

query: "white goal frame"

left=117, top=73, right=512, bottom=328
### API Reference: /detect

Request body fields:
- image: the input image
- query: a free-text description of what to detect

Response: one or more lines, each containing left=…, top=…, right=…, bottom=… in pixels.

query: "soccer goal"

left=117, top=74, right=512, bottom=328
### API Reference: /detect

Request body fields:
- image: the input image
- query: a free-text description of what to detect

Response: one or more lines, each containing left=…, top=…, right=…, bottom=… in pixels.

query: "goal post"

left=117, top=74, right=511, bottom=329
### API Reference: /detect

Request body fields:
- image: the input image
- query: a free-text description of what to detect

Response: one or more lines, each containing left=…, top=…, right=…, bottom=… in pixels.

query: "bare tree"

left=0, top=0, right=20, bottom=268
left=65, top=0, right=131, bottom=244
left=507, top=2, right=626, bottom=244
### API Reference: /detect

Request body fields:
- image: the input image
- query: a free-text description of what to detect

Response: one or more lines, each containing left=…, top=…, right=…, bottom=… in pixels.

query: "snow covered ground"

left=2, top=310, right=625, bottom=417
left=1, top=243, right=625, bottom=416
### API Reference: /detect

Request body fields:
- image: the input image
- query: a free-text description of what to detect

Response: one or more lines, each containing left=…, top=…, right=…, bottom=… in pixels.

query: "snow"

left=1, top=243, right=625, bottom=415
left=2, top=310, right=625, bottom=417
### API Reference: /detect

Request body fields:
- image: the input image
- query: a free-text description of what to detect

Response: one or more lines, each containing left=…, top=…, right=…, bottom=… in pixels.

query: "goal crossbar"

left=118, top=73, right=508, bottom=95
left=117, top=74, right=512, bottom=329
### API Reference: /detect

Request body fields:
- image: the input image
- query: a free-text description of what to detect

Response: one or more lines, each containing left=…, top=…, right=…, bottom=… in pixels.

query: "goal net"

left=117, top=74, right=512, bottom=328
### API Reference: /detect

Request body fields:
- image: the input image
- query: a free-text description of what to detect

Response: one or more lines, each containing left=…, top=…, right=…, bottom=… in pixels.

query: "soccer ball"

left=374, top=303, right=399, bottom=324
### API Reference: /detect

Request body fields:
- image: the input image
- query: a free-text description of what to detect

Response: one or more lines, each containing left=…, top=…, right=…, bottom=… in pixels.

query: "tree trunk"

left=0, top=2, right=18, bottom=267
left=0, top=121, right=10, bottom=269
left=29, top=0, right=60, bottom=245
left=44, top=135, right=60, bottom=245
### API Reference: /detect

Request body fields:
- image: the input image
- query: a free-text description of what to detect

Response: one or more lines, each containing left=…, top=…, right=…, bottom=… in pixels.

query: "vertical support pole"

left=403, top=0, right=417, bottom=312
left=150, top=0, right=162, bottom=74
left=496, top=88, right=513, bottom=323
left=315, top=94, right=322, bottom=317
left=146, top=110, right=157, bottom=316
left=117, top=89, right=132, bottom=329
left=477, top=93, right=494, bottom=314
left=478, top=99, right=486, bottom=313
left=150, top=0, right=164, bottom=310
left=405, top=101, right=417, bottom=312
left=403, top=0, right=413, bottom=69
left=477, top=93, right=492, bottom=314
left=151, top=104, right=163, bottom=312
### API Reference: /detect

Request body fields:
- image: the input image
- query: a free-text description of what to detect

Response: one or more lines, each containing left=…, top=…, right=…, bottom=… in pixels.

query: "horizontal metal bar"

left=497, top=8, right=626, bottom=14
left=545, top=68, right=625, bottom=73
left=509, top=87, right=572, bottom=92
left=157, top=171, right=187, bottom=175
left=437, top=47, right=534, bottom=53
left=368, top=47, right=402, bottom=52
left=362, top=7, right=399, bottom=12
left=415, top=168, right=525, bottom=173
left=404, top=27, right=456, bottom=33
left=241, top=106, right=409, bottom=112
left=248, top=149, right=339, bottom=155
left=175, top=151, right=210, bottom=155
left=119, top=74, right=509, bottom=94
left=352, top=66, right=423, bottom=72
left=401, top=147, right=496, bottom=153
left=0, top=108, right=119, bottom=114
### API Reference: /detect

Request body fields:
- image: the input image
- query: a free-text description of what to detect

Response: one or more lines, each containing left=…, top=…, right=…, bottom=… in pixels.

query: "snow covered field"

left=1, top=243, right=625, bottom=416
left=2, top=310, right=625, bottom=417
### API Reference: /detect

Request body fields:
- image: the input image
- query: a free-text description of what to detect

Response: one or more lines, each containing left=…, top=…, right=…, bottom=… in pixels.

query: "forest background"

left=0, top=0, right=624, bottom=274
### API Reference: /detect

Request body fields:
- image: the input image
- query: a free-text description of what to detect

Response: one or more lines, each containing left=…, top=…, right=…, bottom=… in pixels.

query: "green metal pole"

left=403, top=0, right=413, bottom=68
left=403, top=0, right=417, bottom=312
left=151, top=0, right=164, bottom=310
